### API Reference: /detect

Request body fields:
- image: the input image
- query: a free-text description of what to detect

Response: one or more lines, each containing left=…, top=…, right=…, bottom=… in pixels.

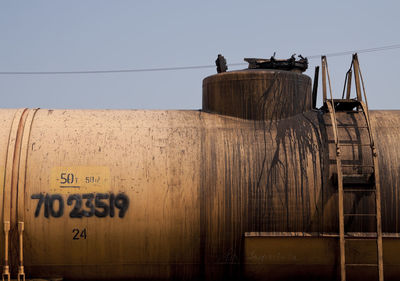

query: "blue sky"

left=0, top=1, right=399, bottom=109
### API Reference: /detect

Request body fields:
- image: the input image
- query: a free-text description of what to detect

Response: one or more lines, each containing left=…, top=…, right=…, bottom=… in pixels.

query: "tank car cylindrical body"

left=0, top=68, right=399, bottom=281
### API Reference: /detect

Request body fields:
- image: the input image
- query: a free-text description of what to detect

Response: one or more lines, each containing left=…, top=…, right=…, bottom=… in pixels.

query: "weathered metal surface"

left=244, top=233, right=400, bottom=281
left=0, top=68, right=399, bottom=280
left=202, top=69, right=312, bottom=120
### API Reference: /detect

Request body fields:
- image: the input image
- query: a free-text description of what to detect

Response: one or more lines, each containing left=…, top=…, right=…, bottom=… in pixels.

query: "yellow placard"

left=50, top=166, right=110, bottom=194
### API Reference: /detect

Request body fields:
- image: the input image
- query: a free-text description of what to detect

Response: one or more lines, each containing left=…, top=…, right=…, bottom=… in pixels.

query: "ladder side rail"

left=341, top=63, right=353, bottom=100
left=323, top=56, right=339, bottom=144
left=346, top=70, right=352, bottom=100
left=358, top=101, right=376, bottom=150
left=322, top=56, right=328, bottom=102
left=326, top=101, right=346, bottom=281
left=352, top=54, right=363, bottom=102
left=373, top=148, right=384, bottom=281
left=355, top=55, right=375, bottom=146
left=322, top=55, right=346, bottom=281
left=341, top=71, right=348, bottom=99
left=359, top=101, right=384, bottom=281
left=354, top=54, right=370, bottom=110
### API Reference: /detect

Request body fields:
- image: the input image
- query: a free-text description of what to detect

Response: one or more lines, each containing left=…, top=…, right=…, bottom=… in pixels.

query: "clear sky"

left=0, top=1, right=399, bottom=110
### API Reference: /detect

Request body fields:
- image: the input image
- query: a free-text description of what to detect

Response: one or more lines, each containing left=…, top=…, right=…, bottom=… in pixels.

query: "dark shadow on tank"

left=251, top=73, right=333, bottom=233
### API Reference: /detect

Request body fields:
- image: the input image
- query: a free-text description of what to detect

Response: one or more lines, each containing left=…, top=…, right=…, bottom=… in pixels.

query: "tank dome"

left=202, top=56, right=312, bottom=120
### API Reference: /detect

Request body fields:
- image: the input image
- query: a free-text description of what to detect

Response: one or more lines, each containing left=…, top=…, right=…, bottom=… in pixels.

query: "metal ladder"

left=321, top=54, right=384, bottom=281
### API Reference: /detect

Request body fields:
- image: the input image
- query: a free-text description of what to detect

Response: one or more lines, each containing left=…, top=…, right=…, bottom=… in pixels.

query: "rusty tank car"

left=0, top=54, right=399, bottom=281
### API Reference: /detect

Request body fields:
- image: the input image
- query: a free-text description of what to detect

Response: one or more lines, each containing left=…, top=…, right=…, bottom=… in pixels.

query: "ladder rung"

left=345, top=236, right=378, bottom=240
left=332, top=99, right=359, bottom=103
left=341, top=164, right=374, bottom=167
left=345, top=232, right=380, bottom=238
left=341, top=172, right=373, bottom=177
left=337, top=125, right=369, bottom=128
left=344, top=189, right=376, bottom=192
left=342, top=175, right=374, bottom=186
left=346, top=264, right=378, bottom=267
left=326, top=124, right=368, bottom=128
left=338, top=143, right=372, bottom=146
left=344, top=214, right=376, bottom=217
left=333, top=173, right=374, bottom=186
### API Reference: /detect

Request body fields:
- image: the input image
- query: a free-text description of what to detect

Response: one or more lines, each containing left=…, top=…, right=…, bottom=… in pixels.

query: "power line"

left=0, top=44, right=399, bottom=75
left=306, top=43, right=400, bottom=59
left=0, top=62, right=247, bottom=75
left=0, top=64, right=217, bottom=75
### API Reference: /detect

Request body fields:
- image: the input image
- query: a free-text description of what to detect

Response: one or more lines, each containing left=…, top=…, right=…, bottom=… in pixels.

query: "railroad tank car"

left=0, top=55, right=399, bottom=281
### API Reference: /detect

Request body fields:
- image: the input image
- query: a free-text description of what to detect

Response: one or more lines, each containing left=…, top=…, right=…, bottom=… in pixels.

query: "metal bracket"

left=2, top=221, right=10, bottom=281
left=2, top=266, right=9, bottom=281
left=17, top=222, right=25, bottom=281
left=17, top=267, right=25, bottom=281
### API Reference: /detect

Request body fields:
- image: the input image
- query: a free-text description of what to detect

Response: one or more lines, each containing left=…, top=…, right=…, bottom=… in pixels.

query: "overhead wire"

left=0, top=44, right=399, bottom=75
left=306, top=43, right=400, bottom=59
left=0, top=62, right=248, bottom=75
left=0, top=64, right=217, bottom=75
